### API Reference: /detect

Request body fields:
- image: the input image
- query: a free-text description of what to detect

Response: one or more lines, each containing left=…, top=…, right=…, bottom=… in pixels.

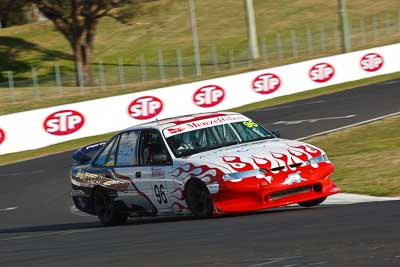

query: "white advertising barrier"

left=0, top=43, right=399, bottom=155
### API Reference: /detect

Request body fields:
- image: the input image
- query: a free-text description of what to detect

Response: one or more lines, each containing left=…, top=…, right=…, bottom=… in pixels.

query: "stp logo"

left=193, top=85, right=225, bottom=108
left=252, top=73, right=281, bottom=94
left=360, top=53, right=384, bottom=72
left=44, top=110, right=85, bottom=135
left=0, top=128, right=5, bottom=145
left=309, top=63, right=335, bottom=83
left=128, top=96, right=163, bottom=120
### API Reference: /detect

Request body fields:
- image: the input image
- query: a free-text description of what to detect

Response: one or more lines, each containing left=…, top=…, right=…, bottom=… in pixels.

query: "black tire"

left=298, top=197, right=327, bottom=207
left=185, top=180, right=214, bottom=218
left=94, top=188, right=128, bottom=226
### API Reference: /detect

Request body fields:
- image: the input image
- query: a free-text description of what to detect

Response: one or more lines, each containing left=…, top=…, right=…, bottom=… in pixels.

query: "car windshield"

left=165, top=120, right=276, bottom=158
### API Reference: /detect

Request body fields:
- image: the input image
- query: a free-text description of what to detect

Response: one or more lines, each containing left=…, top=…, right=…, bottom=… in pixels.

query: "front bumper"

left=212, top=162, right=340, bottom=213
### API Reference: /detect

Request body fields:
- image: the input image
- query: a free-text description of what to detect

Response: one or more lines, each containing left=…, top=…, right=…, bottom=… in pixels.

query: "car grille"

left=270, top=185, right=312, bottom=201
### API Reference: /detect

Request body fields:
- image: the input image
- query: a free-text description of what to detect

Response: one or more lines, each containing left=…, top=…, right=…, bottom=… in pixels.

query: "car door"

left=137, top=129, right=174, bottom=214
left=112, top=130, right=157, bottom=215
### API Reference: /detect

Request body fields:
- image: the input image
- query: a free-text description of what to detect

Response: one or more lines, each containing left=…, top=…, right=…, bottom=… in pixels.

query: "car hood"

left=184, top=139, right=325, bottom=173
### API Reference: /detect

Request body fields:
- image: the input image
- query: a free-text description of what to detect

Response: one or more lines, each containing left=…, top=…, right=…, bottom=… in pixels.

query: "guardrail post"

left=32, top=67, right=40, bottom=99
left=176, top=48, right=184, bottom=79
left=290, top=31, right=298, bottom=58
left=98, top=61, right=106, bottom=91
left=54, top=64, right=63, bottom=97
left=7, top=71, right=16, bottom=103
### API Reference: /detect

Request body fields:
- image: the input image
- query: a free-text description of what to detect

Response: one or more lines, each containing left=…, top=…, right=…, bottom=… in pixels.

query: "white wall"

left=0, top=43, right=398, bottom=155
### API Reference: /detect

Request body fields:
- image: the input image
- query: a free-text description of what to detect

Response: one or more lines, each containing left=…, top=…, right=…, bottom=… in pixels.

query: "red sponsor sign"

left=128, top=96, right=163, bottom=120
left=360, top=53, right=384, bottom=72
left=193, top=85, right=225, bottom=108
left=252, top=73, right=281, bottom=94
left=0, top=128, right=5, bottom=145
left=309, top=63, right=335, bottom=83
left=44, top=110, right=85, bottom=136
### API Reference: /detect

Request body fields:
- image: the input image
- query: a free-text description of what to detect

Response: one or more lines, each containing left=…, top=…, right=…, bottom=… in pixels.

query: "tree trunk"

left=73, top=41, right=94, bottom=87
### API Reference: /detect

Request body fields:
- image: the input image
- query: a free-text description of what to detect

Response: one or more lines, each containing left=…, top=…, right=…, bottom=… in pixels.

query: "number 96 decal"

left=154, top=184, right=168, bottom=204
left=243, top=121, right=258, bottom=128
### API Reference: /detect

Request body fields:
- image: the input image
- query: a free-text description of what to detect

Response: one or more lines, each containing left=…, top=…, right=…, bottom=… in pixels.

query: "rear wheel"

left=94, top=188, right=128, bottom=226
left=185, top=180, right=214, bottom=218
left=298, top=197, right=327, bottom=207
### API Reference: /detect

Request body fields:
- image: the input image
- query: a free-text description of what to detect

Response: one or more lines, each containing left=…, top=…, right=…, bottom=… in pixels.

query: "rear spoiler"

left=72, top=141, right=107, bottom=164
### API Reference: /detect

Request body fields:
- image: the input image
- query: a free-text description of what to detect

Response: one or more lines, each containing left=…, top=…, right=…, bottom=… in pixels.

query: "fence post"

left=32, top=67, right=40, bottom=99
left=98, top=61, right=106, bottom=91
left=261, top=37, right=269, bottom=64
left=229, top=49, right=235, bottom=69
left=372, top=16, right=378, bottom=40
left=77, top=62, right=85, bottom=94
left=320, top=24, right=326, bottom=52
left=54, top=64, right=63, bottom=97
left=211, top=45, right=219, bottom=72
left=290, top=31, right=298, bottom=58
left=158, top=50, right=166, bottom=82
left=176, top=48, right=184, bottom=79
left=140, top=54, right=147, bottom=83
left=118, top=58, right=126, bottom=89
left=7, top=71, right=16, bottom=103
left=247, top=47, right=253, bottom=68
left=385, top=13, right=391, bottom=34
left=276, top=32, right=283, bottom=61
left=306, top=29, right=313, bottom=55
left=398, top=9, right=400, bottom=32
left=360, top=17, right=366, bottom=46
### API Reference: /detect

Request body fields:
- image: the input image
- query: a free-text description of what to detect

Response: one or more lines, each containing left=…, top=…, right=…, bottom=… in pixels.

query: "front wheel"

left=298, top=197, right=327, bottom=207
left=185, top=180, right=214, bottom=218
left=94, top=188, right=128, bottom=226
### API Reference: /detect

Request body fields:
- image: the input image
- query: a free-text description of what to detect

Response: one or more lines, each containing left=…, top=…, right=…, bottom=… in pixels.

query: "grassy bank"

left=309, top=115, right=400, bottom=196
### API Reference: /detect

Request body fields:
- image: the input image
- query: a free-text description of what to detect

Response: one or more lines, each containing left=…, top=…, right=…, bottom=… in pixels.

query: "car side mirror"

left=73, top=150, right=92, bottom=164
left=272, top=129, right=281, bottom=138
left=151, top=153, right=169, bottom=165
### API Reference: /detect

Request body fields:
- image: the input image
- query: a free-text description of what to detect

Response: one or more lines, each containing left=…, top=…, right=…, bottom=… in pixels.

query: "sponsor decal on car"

left=128, top=96, right=163, bottom=120
left=44, top=110, right=85, bottom=136
left=152, top=168, right=165, bottom=178
left=193, top=85, right=225, bottom=108
left=309, top=63, right=335, bottom=83
left=360, top=53, right=384, bottom=72
left=252, top=73, right=281, bottom=94
left=282, top=172, right=307, bottom=185
left=163, top=114, right=248, bottom=137
left=0, top=128, right=5, bottom=145
left=75, top=170, right=130, bottom=191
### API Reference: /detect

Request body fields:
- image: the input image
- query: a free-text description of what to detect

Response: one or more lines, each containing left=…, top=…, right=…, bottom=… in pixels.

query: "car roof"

left=124, top=111, right=244, bottom=132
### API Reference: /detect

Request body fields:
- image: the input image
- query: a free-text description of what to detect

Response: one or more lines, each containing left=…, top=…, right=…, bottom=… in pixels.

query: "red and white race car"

left=70, top=112, right=340, bottom=225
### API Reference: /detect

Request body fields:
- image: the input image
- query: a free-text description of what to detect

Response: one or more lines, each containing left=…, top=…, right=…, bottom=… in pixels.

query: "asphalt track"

left=1, top=79, right=400, bottom=266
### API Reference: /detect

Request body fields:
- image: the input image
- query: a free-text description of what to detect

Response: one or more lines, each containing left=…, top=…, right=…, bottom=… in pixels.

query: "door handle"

left=135, top=172, right=141, bottom=178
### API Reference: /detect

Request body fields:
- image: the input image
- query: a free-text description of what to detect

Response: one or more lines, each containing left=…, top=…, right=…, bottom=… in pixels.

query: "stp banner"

left=0, top=43, right=399, bottom=155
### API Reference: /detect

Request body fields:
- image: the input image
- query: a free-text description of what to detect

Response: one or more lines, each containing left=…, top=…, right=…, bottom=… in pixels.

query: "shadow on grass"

left=0, top=36, right=73, bottom=82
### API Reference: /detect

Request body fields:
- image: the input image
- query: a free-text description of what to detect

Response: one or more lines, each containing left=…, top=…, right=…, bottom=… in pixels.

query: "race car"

left=70, top=112, right=340, bottom=226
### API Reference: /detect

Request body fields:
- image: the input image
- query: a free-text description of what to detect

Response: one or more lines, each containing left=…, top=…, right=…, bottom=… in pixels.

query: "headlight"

left=223, top=168, right=268, bottom=182
left=306, top=154, right=329, bottom=166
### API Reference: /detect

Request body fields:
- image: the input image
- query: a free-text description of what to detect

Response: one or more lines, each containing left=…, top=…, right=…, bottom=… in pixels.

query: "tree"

left=0, top=0, right=27, bottom=28
left=31, top=0, right=140, bottom=86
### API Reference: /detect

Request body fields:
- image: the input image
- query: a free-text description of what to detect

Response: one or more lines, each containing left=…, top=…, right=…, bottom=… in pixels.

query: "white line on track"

left=297, top=111, right=400, bottom=141
left=0, top=207, right=18, bottom=212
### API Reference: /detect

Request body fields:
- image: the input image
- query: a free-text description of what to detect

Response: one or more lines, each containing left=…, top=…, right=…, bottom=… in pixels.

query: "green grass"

left=308, top=115, right=400, bottom=197
left=1, top=0, right=400, bottom=114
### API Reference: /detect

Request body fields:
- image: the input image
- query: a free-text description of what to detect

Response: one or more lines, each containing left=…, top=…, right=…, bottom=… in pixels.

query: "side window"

left=116, top=131, right=139, bottom=167
left=93, top=137, right=118, bottom=167
left=139, top=130, right=170, bottom=166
